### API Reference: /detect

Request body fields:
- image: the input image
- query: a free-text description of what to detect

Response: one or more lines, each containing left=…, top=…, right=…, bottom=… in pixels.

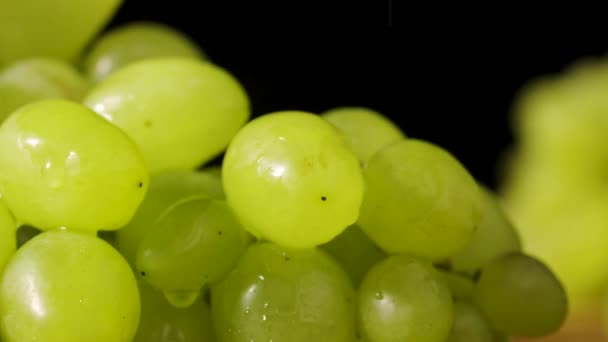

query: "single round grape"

left=0, top=230, right=140, bottom=342
left=116, top=169, right=224, bottom=268
left=83, top=21, right=206, bottom=82
left=134, top=282, right=215, bottom=342
left=84, top=58, right=250, bottom=173
left=447, top=301, right=496, bottom=342
left=222, top=111, right=364, bottom=249
left=0, top=58, right=89, bottom=121
left=321, top=106, right=405, bottom=165
left=358, top=139, right=482, bottom=259
left=358, top=254, right=453, bottom=342
left=0, top=0, right=121, bottom=65
left=211, top=242, right=356, bottom=342
left=449, top=186, right=521, bottom=274
left=320, top=224, right=386, bottom=286
left=474, top=253, right=568, bottom=337
left=137, top=197, right=251, bottom=307
left=0, top=99, right=148, bottom=232
left=0, top=201, right=16, bottom=273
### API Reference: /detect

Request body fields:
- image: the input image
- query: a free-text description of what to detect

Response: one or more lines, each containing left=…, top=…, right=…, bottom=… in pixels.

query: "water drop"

left=374, top=292, right=384, bottom=300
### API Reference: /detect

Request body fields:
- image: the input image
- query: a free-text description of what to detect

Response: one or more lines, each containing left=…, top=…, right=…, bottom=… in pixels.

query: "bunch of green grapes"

left=0, top=2, right=568, bottom=342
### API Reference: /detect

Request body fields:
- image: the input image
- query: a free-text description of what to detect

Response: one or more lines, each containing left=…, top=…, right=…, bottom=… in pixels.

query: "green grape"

left=358, top=254, right=453, bottom=342
left=222, top=111, right=364, bottom=249
left=358, top=139, right=483, bottom=259
left=0, top=229, right=139, bottom=342
left=474, top=253, right=568, bottom=337
left=320, top=224, right=386, bottom=286
left=134, top=282, right=215, bottom=342
left=117, top=169, right=224, bottom=268
left=16, top=225, right=41, bottom=249
left=437, top=269, right=475, bottom=301
left=211, top=242, right=356, bottom=342
left=0, top=201, right=16, bottom=273
left=449, top=186, right=521, bottom=274
left=137, top=197, right=251, bottom=307
left=0, top=99, right=148, bottom=232
left=321, top=107, right=405, bottom=165
left=84, top=58, right=250, bottom=173
left=447, top=301, right=496, bottom=342
left=83, top=21, right=206, bottom=82
left=0, top=58, right=89, bottom=121
left=0, top=0, right=121, bottom=65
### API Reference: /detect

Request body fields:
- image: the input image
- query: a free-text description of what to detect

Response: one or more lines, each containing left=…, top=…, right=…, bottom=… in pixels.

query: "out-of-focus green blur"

left=500, top=57, right=608, bottom=341
left=0, top=0, right=122, bottom=66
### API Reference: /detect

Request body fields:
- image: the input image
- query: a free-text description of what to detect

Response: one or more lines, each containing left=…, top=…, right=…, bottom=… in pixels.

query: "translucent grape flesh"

left=134, top=282, right=215, bottom=342
left=358, top=254, right=453, bottom=342
left=117, top=169, right=224, bottom=268
left=321, top=106, right=405, bottom=165
left=0, top=58, right=89, bottom=122
left=83, top=21, right=205, bottom=82
left=0, top=0, right=122, bottom=65
left=474, top=253, right=568, bottom=337
left=447, top=301, right=496, bottom=342
left=449, top=186, right=521, bottom=274
left=358, top=139, right=482, bottom=259
left=137, top=197, right=251, bottom=306
left=84, top=58, right=250, bottom=173
left=320, top=224, right=386, bottom=286
left=211, top=242, right=356, bottom=342
left=222, top=111, right=364, bottom=249
left=0, top=230, right=140, bottom=342
left=0, top=99, right=148, bottom=232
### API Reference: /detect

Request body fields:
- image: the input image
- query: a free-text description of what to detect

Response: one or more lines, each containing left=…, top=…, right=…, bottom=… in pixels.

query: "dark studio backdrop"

left=106, top=2, right=608, bottom=190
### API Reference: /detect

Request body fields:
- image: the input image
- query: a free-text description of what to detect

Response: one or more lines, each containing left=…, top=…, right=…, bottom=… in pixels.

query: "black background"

left=105, top=2, right=608, bottom=190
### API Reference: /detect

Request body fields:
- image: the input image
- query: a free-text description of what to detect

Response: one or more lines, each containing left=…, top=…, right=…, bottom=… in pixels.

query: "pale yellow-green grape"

left=0, top=99, right=148, bottom=232
left=449, top=186, right=521, bottom=274
left=134, top=282, right=215, bottom=342
left=447, top=301, right=497, bottom=342
left=222, top=111, right=364, bottom=248
left=0, top=0, right=122, bottom=65
left=320, top=224, right=386, bottom=286
left=437, top=269, right=475, bottom=301
left=137, top=198, right=251, bottom=308
left=321, top=107, right=405, bottom=165
left=474, top=253, right=568, bottom=337
left=0, top=230, right=139, bottom=342
left=83, top=21, right=206, bottom=82
left=84, top=58, right=250, bottom=173
left=0, top=201, right=15, bottom=274
left=0, top=58, right=89, bottom=121
left=212, top=242, right=356, bottom=342
left=358, top=139, right=482, bottom=259
left=358, top=255, right=453, bottom=342
left=116, top=169, right=224, bottom=268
